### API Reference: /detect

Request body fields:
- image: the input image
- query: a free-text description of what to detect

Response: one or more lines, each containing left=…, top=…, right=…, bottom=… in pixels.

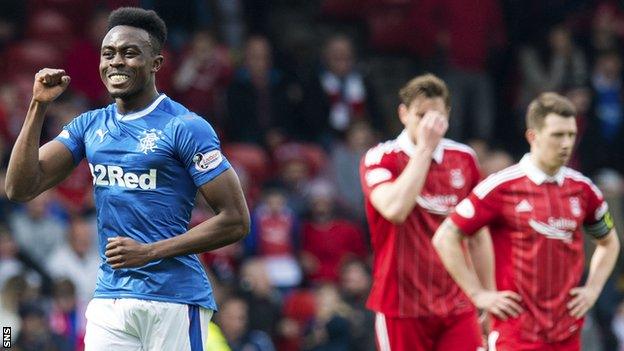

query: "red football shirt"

left=302, top=219, right=367, bottom=283
left=450, top=154, right=610, bottom=342
left=360, top=131, right=480, bottom=317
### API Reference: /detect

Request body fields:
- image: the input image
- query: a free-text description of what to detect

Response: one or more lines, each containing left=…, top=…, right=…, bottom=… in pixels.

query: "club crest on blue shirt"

left=193, top=150, right=223, bottom=172
left=139, top=129, right=163, bottom=154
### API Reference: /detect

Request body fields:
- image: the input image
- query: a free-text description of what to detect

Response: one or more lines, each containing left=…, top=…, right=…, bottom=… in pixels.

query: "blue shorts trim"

left=188, top=305, right=203, bottom=351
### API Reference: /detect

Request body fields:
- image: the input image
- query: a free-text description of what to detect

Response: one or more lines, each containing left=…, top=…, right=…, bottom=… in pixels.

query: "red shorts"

left=374, top=311, right=483, bottom=351
left=488, top=324, right=581, bottom=351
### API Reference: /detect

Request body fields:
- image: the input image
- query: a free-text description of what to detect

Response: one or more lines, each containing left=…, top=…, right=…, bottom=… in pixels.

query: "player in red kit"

left=360, top=74, right=491, bottom=351
left=433, top=92, right=620, bottom=351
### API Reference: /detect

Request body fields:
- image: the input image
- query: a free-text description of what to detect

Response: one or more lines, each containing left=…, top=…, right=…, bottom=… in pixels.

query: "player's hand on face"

left=416, top=110, right=448, bottom=152
left=105, top=236, right=153, bottom=269
left=567, top=286, right=599, bottom=318
left=472, top=290, right=523, bottom=321
left=33, top=68, right=71, bottom=104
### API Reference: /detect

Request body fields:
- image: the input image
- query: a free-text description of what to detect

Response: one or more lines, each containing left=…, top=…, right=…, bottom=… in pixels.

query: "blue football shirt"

left=55, top=94, right=230, bottom=310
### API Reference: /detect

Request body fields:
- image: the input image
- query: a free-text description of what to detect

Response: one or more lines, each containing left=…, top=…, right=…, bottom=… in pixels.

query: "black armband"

left=584, top=212, right=614, bottom=239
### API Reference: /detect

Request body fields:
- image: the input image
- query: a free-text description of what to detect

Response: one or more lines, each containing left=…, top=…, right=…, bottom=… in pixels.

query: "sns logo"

left=89, top=163, right=157, bottom=190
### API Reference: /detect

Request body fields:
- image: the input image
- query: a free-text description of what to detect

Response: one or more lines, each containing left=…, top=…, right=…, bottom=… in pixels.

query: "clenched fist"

left=105, top=236, right=154, bottom=269
left=33, top=68, right=71, bottom=103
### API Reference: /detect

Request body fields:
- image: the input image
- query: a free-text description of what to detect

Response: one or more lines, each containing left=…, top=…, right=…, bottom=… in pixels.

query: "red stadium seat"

left=26, top=10, right=73, bottom=50
left=277, top=289, right=317, bottom=351
left=365, top=0, right=414, bottom=53
left=320, top=0, right=369, bottom=20
left=301, top=143, right=328, bottom=176
left=28, top=0, right=95, bottom=33
left=273, top=142, right=328, bottom=177
left=5, top=40, right=64, bottom=78
left=282, top=289, right=316, bottom=322
left=222, top=143, right=271, bottom=184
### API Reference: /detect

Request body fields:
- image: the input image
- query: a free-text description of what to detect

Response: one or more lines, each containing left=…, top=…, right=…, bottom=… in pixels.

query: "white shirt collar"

left=396, top=130, right=444, bottom=163
left=116, top=94, right=167, bottom=121
left=519, top=153, right=565, bottom=186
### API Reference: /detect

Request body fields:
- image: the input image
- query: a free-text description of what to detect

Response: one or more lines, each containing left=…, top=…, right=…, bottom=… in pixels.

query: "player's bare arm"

left=467, top=229, right=495, bottom=291
left=370, top=111, right=447, bottom=223
left=433, top=218, right=523, bottom=320
left=568, top=229, right=620, bottom=318
left=105, top=168, right=250, bottom=269
left=5, top=68, right=75, bottom=202
left=466, top=229, right=495, bottom=336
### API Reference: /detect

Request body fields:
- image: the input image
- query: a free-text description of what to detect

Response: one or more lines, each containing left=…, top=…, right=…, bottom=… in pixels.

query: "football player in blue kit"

left=5, top=7, right=250, bottom=351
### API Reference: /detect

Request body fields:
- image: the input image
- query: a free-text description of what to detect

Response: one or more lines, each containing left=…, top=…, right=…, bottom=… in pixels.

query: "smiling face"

left=99, top=25, right=162, bottom=101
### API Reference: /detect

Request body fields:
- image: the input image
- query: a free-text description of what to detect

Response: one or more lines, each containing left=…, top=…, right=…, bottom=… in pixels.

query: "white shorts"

left=84, top=298, right=213, bottom=351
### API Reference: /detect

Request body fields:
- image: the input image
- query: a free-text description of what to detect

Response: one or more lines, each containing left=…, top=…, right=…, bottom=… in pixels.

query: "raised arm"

left=5, top=69, right=74, bottom=202
left=370, top=112, right=447, bottom=224
left=105, top=168, right=250, bottom=268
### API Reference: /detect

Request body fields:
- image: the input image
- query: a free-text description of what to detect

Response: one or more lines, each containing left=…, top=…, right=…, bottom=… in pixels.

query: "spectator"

left=146, top=0, right=212, bottom=51
left=564, top=85, right=592, bottom=170
left=272, top=142, right=327, bottom=216
left=300, top=180, right=367, bottom=284
left=0, top=95, right=10, bottom=150
left=519, top=22, right=588, bottom=108
left=0, top=81, right=31, bottom=143
left=245, top=187, right=302, bottom=290
left=0, top=228, right=22, bottom=288
left=276, top=289, right=316, bottom=351
left=214, top=0, right=245, bottom=50
left=0, top=228, right=51, bottom=297
left=173, top=30, right=233, bottom=125
left=339, top=259, right=375, bottom=351
left=226, top=35, right=301, bottom=146
left=64, top=10, right=110, bottom=107
left=15, top=302, right=71, bottom=351
left=218, top=295, right=276, bottom=351
left=467, top=139, right=514, bottom=176
left=0, top=275, right=26, bottom=338
left=613, top=301, right=624, bottom=351
left=302, top=34, right=382, bottom=145
left=409, top=0, right=505, bottom=142
left=239, top=258, right=282, bottom=337
left=582, top=313, right=605, bottom=351
left=330, top=121, right=376, bottom=221
left=588, top=3, right=624, bottom=56
left=0, top=0, right=25, bottom=53
left=48, top=217, right=99, bottom=306
left=9, top=191, right=65, bottom=269
left=49, top=279, right=85, bottom=351
left=579, top=49, right=624, bottom=177
left=0, top=170, right=12, bottom=225
left=302, top=284, right=352, bottom=351
left=480, top=149, right=514, bottom=176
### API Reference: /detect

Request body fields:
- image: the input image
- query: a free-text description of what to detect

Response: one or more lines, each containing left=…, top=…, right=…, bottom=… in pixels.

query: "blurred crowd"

left=0, top=1, right=623, bottom=351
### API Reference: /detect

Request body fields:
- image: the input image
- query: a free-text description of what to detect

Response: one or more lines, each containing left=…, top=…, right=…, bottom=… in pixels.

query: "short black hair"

left=107, top=7, right=167, bottom=53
